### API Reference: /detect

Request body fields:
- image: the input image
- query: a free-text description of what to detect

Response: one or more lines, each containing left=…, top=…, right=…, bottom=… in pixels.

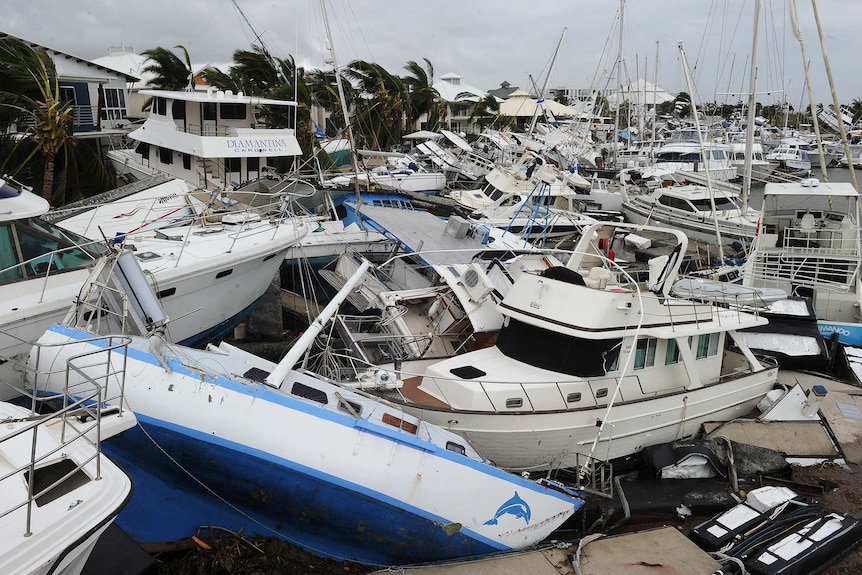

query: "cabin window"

left=0, top=224, right=23, bottom=283
left=225, top=157, right=241, bottom=174
left=634, top=338, right=657, bottom=370
left=290, top=382, right=328, bottom=404
left=496, top=318, right=622, bottom=377
left=154, top=97, right=167, bottom=116
left=247, top=157, right=260, bottom=172
left=505, top=398, right=523, bottom=408
left=159, top=147, right=173, bottom=165
left=665, top=339, right=680, bottom=365
left=182, top=153, right=191, bottom=170
left=566, top=392, right=581, bottom=403
left=172, top=99, right=186, bottom=120
left=158, top=287, right=176, bottom=298
left=202, top=102, right=217, bottom=121
left=220, top=103, right=246, bottom=120
left=695, top=333, right=721, bottom=359
left=15, top=220, right=97, bottom=277
left=595, top=388, right=608, bottom=398
left=135, top=142, right=150, bottom=160
left=446, top=441, right=466, bottom=455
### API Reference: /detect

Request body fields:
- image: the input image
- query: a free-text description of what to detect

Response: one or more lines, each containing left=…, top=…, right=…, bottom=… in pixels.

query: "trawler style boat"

left=29, top=252, right=587, bottom=566
left=742, top=178, right=862, bottom=345
left=323, top=221, right=779, bottom=471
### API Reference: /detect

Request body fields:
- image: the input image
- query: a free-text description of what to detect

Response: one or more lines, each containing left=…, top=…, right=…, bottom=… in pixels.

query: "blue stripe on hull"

left=107, top=422, right=501, bottom=566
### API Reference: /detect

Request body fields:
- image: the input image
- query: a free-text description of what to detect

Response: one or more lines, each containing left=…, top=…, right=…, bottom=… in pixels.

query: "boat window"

left=634, top=338, right=657, bottom=370
left=290, top=382, right=328, bottom=405
left=566, top=392, right=581, bottom=403
left=220, top=103, right=247, bottom=120
left=202, top=102, right=217, bottom=121
left=695, top=333, right=721, bottom=359
left=0, top=224, right=23, bottom=283
left=25, top=458, right=90, bottom=507
left=159, top=147, right=173, bottom=165
left=135, top=142, right=150, bottom=159
left=505, top=398, right=523, bottom=408
left=691, top=197, right=741, bottom=211
left=14, top=220, right=100, bottom=278
left=182, top=153, right=191, bottom=170
left=665, top=339, right=680, bottom=365
left=172, top=99, right=186, bottom=120
left=445, top=441, right=466, bottom=456
left=595, top=388, right=608, bottom=398
left=154, top=97, right=167, bottom=116
left=496, top=318, right=622, bottom=377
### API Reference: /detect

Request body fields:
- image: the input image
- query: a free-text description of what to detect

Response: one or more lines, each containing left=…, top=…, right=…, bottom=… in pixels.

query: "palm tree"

left=402, top=58, right=443, bottom=131
left=140, top=45, right=194, bottom=101
left=459, top=92, right=500, bottom=131
left=342, top=60, right=407, bottom=150
left=0, top=36, right=111, bottom=205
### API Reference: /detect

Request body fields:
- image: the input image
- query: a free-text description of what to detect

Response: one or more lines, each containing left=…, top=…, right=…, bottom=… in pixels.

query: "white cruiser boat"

left=0, top=174, right=307, bottom=401
left=621, top=180, right=760, bottom=246
left=319, top=221, right=779, bottom=471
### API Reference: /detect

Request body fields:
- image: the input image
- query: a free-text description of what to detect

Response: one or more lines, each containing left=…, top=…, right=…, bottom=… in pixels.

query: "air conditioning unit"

left=458, top=264, right=495, bottom=302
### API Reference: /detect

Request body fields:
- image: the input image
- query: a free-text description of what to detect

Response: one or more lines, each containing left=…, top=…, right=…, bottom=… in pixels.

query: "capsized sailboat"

left=29, top=249, right=587, bottom=566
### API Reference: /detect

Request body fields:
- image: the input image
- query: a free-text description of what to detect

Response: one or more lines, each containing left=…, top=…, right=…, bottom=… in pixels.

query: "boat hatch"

left=24, top=458, right=91, bottom=506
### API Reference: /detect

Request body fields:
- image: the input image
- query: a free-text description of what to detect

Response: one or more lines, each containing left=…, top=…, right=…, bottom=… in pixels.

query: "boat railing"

left=0, top=333, right=131, bottom=536
left=748, top=251, right=861, bottom=292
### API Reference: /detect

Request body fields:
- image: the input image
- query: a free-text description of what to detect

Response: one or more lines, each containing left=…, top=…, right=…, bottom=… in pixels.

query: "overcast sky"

left=6, top=0, right=862, bottom=108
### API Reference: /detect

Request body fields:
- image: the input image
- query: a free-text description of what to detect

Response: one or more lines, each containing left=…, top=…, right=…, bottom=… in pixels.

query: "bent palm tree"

left=403, top=58, right=443, bottom=131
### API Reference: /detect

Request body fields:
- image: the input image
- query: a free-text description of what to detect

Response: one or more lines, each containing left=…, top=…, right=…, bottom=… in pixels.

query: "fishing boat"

left=0, top=173, right=307, bottom=401
left=742, top=178, right=862, bottom=344
left=317, top=221, right=780, bottom=471
left=29, top=251, right=588, bottom=566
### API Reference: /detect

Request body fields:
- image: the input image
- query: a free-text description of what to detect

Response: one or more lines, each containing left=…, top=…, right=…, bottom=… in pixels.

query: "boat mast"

left=810, top=0, right=858, bottom=190
left=612, top=0, right=625, bottom=168
left=528, top=27, right=567, bottom=139
left=320, top=0, right=363, bottom=199
left=741, top=0, right=761, bottom=211
left=789, top=0, right=829, bottom=181
left=679, top=43, right=724, bottom=253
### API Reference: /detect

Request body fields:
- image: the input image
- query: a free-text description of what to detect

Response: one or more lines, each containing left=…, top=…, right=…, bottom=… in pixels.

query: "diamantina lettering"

left=226, top=138, right=287, bottom=151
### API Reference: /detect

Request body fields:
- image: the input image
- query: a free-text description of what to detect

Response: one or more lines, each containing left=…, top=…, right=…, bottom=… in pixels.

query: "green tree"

left=342, top=60, right=406, bottom=150
left=459, top=92, right=501, bottom=131
left=141, top=45, right=194, bottom=91
left=402, top=58, right=443, bottom=131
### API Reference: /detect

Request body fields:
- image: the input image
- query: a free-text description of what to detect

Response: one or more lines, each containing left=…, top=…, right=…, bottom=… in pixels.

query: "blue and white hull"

left=31, top=324, right=584, bottom=566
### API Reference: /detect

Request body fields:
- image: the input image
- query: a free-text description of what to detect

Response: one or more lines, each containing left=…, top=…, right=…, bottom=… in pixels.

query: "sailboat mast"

left=612, top=0, right=625, bottom=167
left=741, top=0, right=761, bottom=210
left=679, top=43, right=724, bottom=253
left=811, top=0, right=858, bottom=190
left=528, top=27, right=567, bottom=138
left=320, top=0, right=363, bottom=198
left=789, top=0, right=829, bottom=181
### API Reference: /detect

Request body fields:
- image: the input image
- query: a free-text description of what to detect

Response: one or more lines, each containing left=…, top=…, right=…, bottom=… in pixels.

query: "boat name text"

left=225, top=138, right=288, bottom=153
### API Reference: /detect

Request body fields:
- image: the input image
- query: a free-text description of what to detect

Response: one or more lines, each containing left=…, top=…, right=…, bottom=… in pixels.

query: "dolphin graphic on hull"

left=484, top=491, right=531, bottom=525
